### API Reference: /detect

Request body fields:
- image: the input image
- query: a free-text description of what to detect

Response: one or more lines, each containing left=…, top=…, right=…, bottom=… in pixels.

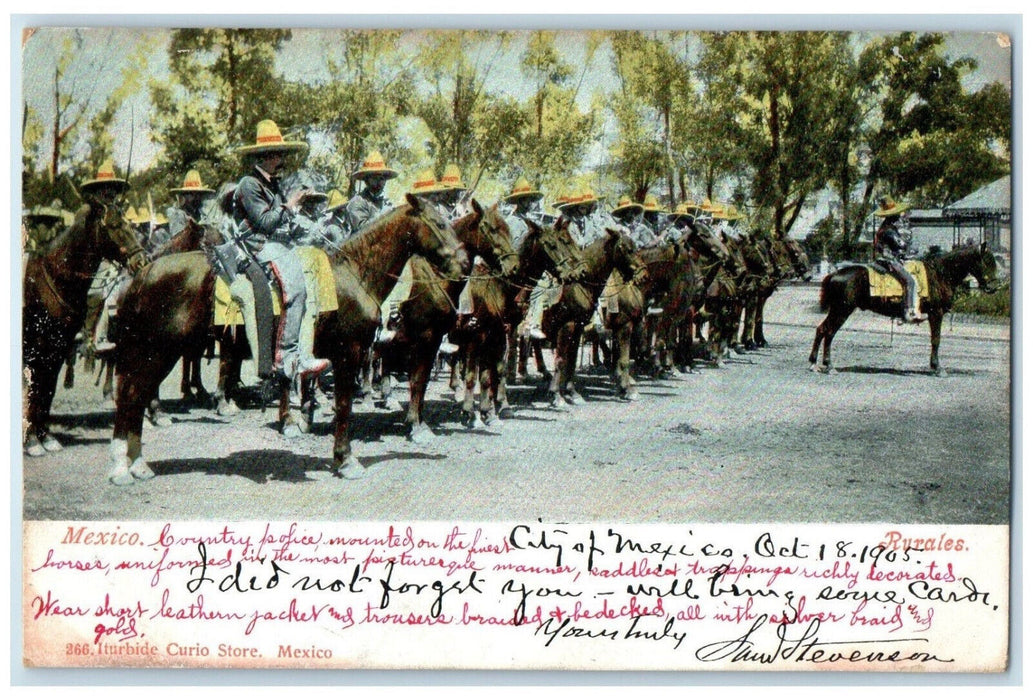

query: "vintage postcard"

left=14, top=17, right=1014, bottom=676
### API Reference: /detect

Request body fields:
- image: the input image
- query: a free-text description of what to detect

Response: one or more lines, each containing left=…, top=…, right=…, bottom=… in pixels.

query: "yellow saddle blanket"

left=867, top=260, right=929, bottom=300
left=213, top=246, right=338, bottom=326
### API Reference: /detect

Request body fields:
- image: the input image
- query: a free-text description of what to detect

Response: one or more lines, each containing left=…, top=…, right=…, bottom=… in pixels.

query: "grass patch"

left=952, top=283, right=1011, bottom=317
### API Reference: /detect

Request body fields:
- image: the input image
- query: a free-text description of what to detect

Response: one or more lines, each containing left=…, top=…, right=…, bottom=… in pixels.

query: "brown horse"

left=638, top=224, right=731, bottom=376
left=740, top=235, right=809, bottom=350
left=107, top=194, right=465, bottom=484
left=541, top=229, right=642, bottom=407
left=809, top=243, right=999, bottom=375
left=23, top=203, right=147, bottom=456
left=359, top=200, right=518, bottom=443
left=456, top=217, right=589, bottom=427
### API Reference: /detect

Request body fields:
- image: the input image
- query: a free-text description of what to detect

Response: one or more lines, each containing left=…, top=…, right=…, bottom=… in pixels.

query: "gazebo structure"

left=942, top=175, right=1011, bottom=251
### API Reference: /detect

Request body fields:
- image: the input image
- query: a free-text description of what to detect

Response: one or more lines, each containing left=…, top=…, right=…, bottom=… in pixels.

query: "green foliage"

left=951, top=283, right=1010, bottom=317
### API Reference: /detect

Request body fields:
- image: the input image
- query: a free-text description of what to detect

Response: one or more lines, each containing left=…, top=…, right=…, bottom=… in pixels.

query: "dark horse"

left=809, top=243, right=999, bottom=375
left=542, top=229, right=642, bottom=407
left=455, top=217, right=589, bottom=427
left=23, top=203, right=147, bottom=456
left=108, top=194, right=465, bottom=485
left=370, top=200, right=518, bottom=442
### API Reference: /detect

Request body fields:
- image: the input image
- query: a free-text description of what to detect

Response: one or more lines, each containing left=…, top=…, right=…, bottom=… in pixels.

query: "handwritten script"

left=22, top=521, right=1008, bottom=670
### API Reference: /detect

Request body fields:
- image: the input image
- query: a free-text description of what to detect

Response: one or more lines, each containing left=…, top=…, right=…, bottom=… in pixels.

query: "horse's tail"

left=819, top=273, right=832, bottom=312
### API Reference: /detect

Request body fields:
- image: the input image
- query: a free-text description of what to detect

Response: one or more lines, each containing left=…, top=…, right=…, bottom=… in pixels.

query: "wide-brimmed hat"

left=325, top=189, right=349, bottom=212
left=352, top=150, right=399, bottom=181
left=709, top=202, right=729, bottom=220
left=612, top=195, right=644, bottom=217
left=723, top=204, right=744, bottom=222
left=875, top=195, right=908, bottom=217
left=641, top=194, right=667, bottom=214
left=236, top=119, right=308, bottom=157
left=505, top=176, right=544, bottom=203
left=24, top=203, right=66, bottom=224
left=439, top=163, right=467, bottom=191
left=299, top=190, right=328, bottom=204
left=134, top=206, right=168, bottom=227
left=123, top=205, right=140, bottom=224
left=671, top=201, right=701, bottom=223
left=410, top=169, right=447, bottom=195
left=80, top=159, right=130, bottom=193
left=170, top=169, right=215, bottom=195
left=569, top=186, right=598, bottom=208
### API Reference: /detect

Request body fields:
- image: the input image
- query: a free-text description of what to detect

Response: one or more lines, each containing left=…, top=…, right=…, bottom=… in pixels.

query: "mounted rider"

left=319, top=188, right=351, bottom=248
left=439, top=163, right=471, bottom=222
left=23, top=200, right=70, bottom=256
left=346, top=150, right=397, bottom=232
left=233, top=118, right=330, bottom=383
left=873, top=195, right=926, bottom=323
left=166, top=169, right=216, bottom=247
left=502, top=176, right=549, bottom=341
left=612, top=195, right=658, bottom=249
left=641, top=194, right=671, bottom=241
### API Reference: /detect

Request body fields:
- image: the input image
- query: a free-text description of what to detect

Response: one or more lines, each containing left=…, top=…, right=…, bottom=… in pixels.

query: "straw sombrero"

left=353, top=150, right=399, bottom=181
left=123, top=205, right=140, bottom=224
left=572, top=186, right=598, bottom=208
left=80, top=159, right=130, bottom=193
left=326, top=189, right=349, bottom=212
left=875, top=196, right=908, bottom=217
left=235, top=119, right=308, bottom=157
left=133, top=207, right=168, bottom=227
left=723, top=204, right=744, bottom=222
left=671, top=201, right=701, bottom=223
left=25, top=203, right=66, bottom=225
left=170, top=169, right=215, bottom=195
left=641, top=194, right=667, bottom=214
left=439, top=163, right=467, bottom=191
left=504, top=177, right=543, bottom=204
left=410, top=169, right=446, bottom=195
left=612, top=195, right=643, bottom=217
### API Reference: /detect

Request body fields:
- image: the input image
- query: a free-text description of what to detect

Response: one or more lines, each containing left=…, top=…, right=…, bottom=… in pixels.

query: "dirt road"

left=21, top=283, right=1011, bottom=524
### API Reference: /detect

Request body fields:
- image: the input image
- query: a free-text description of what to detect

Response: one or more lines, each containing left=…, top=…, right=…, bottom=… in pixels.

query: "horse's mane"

left=332, top=203, right=410, bottom=268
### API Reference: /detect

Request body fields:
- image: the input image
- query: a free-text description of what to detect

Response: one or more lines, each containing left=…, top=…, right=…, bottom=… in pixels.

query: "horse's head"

left=532, top=218, right=587, bottom=284
left=972, top=242, right=1000, bottom=293
left=96, top=202, right=147, bottom=274
left=463, top=201, right=519, bottom=278
left=404, top=192, right=468, bottom=280
left=605, top=228, right=646, bottom=286
left=685, top=221, right=731, bottom=265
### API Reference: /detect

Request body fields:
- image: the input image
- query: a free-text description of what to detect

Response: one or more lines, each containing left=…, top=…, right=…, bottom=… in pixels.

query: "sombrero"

left=875, top=196, right=908, bottom=217
left=123, top=205, right=140, bottom=224
left=326, top=189, right=349, bottom=212
left=641, top=193, right=667, bottom=214
left=612, top=195, right=644, bottom=217
left=504, top=176, right=543, bottom=204
left=439, top=163, right=467, bottom=191
left=352, top=150, right=399, bottom=181
left=170, top=169, right=215, bottom=195
left=134, top=206, right=168, bottom=227
left=25, top=204, right=66, bottom=225
left=671, top=201, right=701, bottom=223
left=723, top=204, right=744, bottom=222
left=410, top=169, right=447, bottom=195
left=571, top=186, right=598, bottom=208
left=235, top=119, right=308, bottom=157
left=299, top=190, right=328, bottom=204
left=80, top=159, right=130, bottom=193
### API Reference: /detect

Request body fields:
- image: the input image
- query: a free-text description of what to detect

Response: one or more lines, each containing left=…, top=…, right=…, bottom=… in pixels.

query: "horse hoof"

left=41, top=435, right=63, bottom=452
left=151, top=413, right=172, bottom=428
left=568, top=393, right=586, bottom=406
left=217, top=399, right=241, bottom=417
left=409, top=425, right=436, bottom=444
left=935, top=368, right=947, bottom=378
left=627, top=390, right=641, bottom=402
left=810, top=364, right=823, bottom=373
left=129, top=458, right=154, bottom=481
left=108, top=465, right=135, bottom=487
left=499, top=406, right=513, bottom=419
left=550, top=394, right=568, bottom=409
left=332, top=456, right=366, bottom=480
left=25, top=437, right=47, bottom=457
left=827, top=367, right=838, bottom=376
left=382, top=398, right=402, bottom=412
left=282, top=423, right=302, bottom=439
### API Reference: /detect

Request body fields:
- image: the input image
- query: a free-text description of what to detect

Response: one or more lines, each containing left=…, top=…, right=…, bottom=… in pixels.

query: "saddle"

left=210, top=246, right=339, bottom=377
left=865, top=260, right=929, bottom=300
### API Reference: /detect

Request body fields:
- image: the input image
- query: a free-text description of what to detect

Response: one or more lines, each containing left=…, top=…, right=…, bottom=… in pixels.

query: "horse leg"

left=497, top=337, right=513, bottom=418
left=102, top=360, right=115, bottom=405
left=616, top=321, right=638, bottom=401
left=179, top=356, right=193, bottom=402
left=566, top=324, right=586, bottom=405
left=406, top=340, right=436, bottom=443
left=463, top=349, right=483, bottom=428
left=532, top=338, right=550, bottom=382
left=929, top=311, right=945, bottom=376
left=108, top=353, right=179, bottom=485
left=479, top=358, right=500, bottom=426
left=810, top=307, right=852, bottom=374
left=331, top=349, right=365, bottom=479
left=62, top=343, right=76, bottom=390
left=549, top=325, right=568, bottom=407
left=755, top=293, right=771, bottom=347
left=190, top=354, right=212, bottom=407
left=24, top=353, right=64, bottom=456
left=741, top=296, right=757, bottom=350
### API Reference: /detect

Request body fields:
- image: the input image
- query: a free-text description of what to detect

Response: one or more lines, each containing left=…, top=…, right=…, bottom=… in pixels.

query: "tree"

left=149, top=28, right=293, bottom=192
left=696, top=31, right=856, bottom=237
